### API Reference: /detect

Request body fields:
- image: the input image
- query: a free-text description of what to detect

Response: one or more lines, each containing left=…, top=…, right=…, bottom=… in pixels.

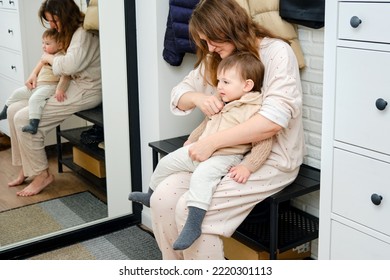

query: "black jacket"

left=163, top=0, right=199, bottom=66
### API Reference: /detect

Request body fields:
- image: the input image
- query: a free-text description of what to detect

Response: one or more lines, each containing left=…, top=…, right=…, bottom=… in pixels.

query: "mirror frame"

left=0, top=0, right=142, bottom=260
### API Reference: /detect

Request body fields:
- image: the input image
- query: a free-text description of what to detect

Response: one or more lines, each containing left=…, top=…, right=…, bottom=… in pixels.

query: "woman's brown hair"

left=39, top=0, right=84, bottom=51
left=189, top=0, right=277, bottom=86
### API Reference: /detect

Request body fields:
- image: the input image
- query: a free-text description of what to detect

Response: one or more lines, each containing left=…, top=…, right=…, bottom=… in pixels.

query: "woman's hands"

left=188, top=135, right=218, bottom=162
left=41, top=52, right=54, bottom=66
left=195, top=94, right=224, bottom=117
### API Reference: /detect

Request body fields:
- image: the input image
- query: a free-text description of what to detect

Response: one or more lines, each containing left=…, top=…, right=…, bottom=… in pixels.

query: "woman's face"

left=199, top=33, right=236, bottom=59
left=45, top=12, right=62, bottom=33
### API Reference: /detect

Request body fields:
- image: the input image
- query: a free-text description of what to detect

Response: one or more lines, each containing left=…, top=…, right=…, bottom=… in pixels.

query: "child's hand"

left=54, top=90, right=67, bottom=102
left=25, top=74, right=38, bottom=90
left=228, top=164, right=251, bottom=184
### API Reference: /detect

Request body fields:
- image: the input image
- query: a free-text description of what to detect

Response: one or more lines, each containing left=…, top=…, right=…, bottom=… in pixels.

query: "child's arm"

left=25, top=60, right=44, bottom=90
left=184, top=117, right=208, bottom=146
left=229, top=137, right=273, bottom=183
left=54, top=75, right=71, bottom=102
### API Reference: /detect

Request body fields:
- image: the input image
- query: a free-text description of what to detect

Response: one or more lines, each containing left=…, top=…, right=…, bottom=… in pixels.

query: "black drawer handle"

left=8, top=29, right=13, bottom=35
left=371, top=194, right=383, bottom=206
left=375, top=98, right=387, bottom=111
left=350, top=16, right=362, bottom=28
left=9, top=0, right=14, bottom=5
left=11, top=65, right=16, bottom=70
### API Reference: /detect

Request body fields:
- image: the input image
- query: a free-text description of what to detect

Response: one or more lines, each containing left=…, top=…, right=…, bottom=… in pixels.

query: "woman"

left=150, top=0, right=305, bottom=259
left=7, top=0, right=101, bottom=197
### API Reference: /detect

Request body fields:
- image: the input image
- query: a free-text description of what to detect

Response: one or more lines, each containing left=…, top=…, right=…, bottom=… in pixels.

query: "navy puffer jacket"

left=163, top=0, right=200, bottom=66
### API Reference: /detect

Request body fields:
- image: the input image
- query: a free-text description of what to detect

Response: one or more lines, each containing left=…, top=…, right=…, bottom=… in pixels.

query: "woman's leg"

left=16, top=168, right=54, bottom=196
left=150, top=172, right=191, bottom=260
left=7, top=169, right=26, bottom=187
left=175, top=164, right=299, bottom=259
left=7, top=100, right=28, bottom=186
left=7, top=85, right=102, bottom=196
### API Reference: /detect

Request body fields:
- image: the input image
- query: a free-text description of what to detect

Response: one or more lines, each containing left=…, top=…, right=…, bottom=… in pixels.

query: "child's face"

left=217, top=68, right=249, bottom=103
left=42, top=37, right=61, bottom=55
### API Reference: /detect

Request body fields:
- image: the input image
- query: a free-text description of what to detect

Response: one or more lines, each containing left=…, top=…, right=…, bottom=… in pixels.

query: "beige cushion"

left=239, top=0, right=305, bottom=68
left=83, top=0, right=99, bottom=31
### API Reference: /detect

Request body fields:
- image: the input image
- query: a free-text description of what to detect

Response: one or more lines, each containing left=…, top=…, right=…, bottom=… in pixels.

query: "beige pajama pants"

left=150, top=163, right=299, bottom=260
left=7, top=81, right=102, bottom=177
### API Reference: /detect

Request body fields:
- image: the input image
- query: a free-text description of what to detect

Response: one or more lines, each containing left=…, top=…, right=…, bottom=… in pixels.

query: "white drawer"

left=339, top=2, right=390, bottom=44
left=0, top=74, right=20, bottom=104
left=0, top=0, right=18, bottom=10
left=0, top=48, right=24, bottom=82
left=334, top=47, right=390, bottom=155
left=330, top=221, right=390, bottom=260
left=0, top=10, right=21, bottom=50
left=332, top=149, right=390, bottom=236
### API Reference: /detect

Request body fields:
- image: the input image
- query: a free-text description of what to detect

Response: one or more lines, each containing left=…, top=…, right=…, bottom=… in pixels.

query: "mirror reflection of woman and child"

left=2, top=0, right=304, bottom=260
left=1, top=0, right=101, bottom=197
left=129, top=0, right=305, bottom=260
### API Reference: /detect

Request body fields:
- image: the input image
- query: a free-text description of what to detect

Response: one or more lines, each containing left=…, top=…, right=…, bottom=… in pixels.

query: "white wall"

left=294, top=26, right=325, bottom=259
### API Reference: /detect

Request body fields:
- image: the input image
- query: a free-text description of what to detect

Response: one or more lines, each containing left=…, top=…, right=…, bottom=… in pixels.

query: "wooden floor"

left=0, top=140, right=107, bottom=212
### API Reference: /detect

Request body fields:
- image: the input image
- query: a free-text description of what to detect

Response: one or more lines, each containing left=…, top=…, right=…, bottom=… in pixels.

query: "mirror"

left=0, top=0, right=141, bottom=258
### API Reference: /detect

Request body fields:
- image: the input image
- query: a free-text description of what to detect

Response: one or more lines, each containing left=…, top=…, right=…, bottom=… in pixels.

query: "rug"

left=0, top=191, right=108, bottom=247
left=28, top=225, right=162, bottom=260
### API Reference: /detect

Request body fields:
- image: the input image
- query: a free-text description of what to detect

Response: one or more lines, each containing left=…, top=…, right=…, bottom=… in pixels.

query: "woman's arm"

left=188, top=113, right=282, bottom=162
left=41, top=53, right=54, bottom=66
left=171, top=64, right=223, bottom=116
left=177, top=91, right=224, bottom=117
left=44, top=28, right=99, bottom=76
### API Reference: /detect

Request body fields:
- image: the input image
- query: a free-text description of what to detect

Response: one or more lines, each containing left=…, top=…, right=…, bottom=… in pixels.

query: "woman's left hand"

left=41, top=52, right=54, bottom=65
left=188, top=136, right=217, bottom=162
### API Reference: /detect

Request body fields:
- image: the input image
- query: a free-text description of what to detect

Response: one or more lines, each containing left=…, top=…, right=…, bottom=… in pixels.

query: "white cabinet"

left=320, top=0, right=390, bottom=259
left=0, top=0, right=42, bottom=135
left=0, top=0, right=85, bottom=144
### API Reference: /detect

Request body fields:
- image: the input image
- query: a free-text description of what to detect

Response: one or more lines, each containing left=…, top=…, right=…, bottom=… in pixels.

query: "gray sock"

left=173, top=206, right=206, bottom=250
left=22, top=119, right=40, bottom=134
left=0, top=105, right=8, bottom=120
left=128, top=187, right=154, bottom=208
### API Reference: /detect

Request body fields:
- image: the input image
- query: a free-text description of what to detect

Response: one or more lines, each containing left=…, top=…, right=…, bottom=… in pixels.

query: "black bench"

left=149, top=135, right=320, bottom=259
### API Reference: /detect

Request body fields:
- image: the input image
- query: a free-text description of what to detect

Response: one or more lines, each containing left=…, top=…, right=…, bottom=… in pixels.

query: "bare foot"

left=16, top=170, right=54, bottom=197
left=8, top=170, right=27, bottom=187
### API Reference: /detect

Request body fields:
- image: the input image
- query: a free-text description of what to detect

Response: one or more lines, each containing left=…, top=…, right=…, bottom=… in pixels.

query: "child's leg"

left=173, top=155, right=243, bottom=250
left=128, top=187, right=154, bottom=207
left=129, top=145, right=197, bottom=207
left=1, top=86, right=32, bottom=120
left=22, top=119, right=40, bottom=134
left=173, top=206, right=206, bottom=250
left=22, top=85, right=56, bottom=134
left=0, top=105, right=8, bottom=120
